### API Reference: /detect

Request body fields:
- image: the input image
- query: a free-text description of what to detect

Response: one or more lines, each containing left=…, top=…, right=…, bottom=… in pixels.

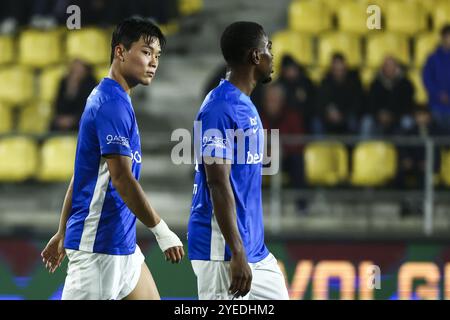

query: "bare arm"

left=41, top=176, right=74, bottom=273
left=105, top=154, right=161, bottom=228
left=204, top=157, right=252, bottom=297
left=105, top=154, right=183, bottom=263
left=57, top=175, right=74, bottom=236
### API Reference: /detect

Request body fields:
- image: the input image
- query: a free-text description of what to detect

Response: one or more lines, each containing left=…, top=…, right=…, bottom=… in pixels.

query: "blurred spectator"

left=316, top=53, right=364, bottom=135
left=396, top=108, right=442, bottom=215
left=423, top=24, right=450, bottom=134
left=51, top=59, right=97, bottom=132
left=275, top=55, right=316, bottom=133
left=259, top=84, right=305, bottom=189
left=362, top=56, right=415, bottom=136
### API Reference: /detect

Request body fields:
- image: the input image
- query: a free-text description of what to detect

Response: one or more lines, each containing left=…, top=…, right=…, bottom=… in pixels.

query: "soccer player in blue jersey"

left=41, top=17, right=184, bottom=300
left=188, top=22, right=289, bottom=299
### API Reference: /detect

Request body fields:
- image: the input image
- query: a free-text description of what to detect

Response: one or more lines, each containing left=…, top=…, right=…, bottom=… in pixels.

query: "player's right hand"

left=41, top=232, right=66, bottom=273
left=229, top=251, right=252, bottom=298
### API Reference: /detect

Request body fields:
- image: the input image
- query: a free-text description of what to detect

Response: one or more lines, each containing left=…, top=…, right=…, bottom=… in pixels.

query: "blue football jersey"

left=188, top=79, right=269, bottom=263
left=64, top=78, right=142, bottom=255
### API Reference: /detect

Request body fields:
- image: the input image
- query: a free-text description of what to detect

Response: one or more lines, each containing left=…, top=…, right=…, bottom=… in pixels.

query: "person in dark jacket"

left=423, top=24, right=450, bottom=134
left=316, top=53, right=364, bottom=135
left=364, top=56, right=415, bottom=136
left=51, top=59, right=97, bottom=132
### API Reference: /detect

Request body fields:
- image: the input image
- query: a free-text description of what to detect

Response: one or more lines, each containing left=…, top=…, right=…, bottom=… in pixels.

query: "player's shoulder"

left=199, top=82, right=240, bottom=118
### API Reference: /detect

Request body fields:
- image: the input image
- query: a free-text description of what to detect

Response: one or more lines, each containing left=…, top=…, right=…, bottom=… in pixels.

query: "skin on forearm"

left=112, top=174, right=161, bottom=228
left=57, top=176, right=74, bottom=236
left=105, top=154, right=161, bottom=228
left=205, top=159, right=244, bottom=255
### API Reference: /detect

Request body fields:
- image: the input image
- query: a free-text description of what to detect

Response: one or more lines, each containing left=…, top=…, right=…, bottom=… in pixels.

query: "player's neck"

left=108, top=65, right=134, bottom=95
left=227, top=69, right=257, bottom=97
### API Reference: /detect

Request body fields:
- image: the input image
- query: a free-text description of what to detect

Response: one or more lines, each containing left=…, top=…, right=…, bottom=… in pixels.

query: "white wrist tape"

left=149, top=219, right=182, bottom=252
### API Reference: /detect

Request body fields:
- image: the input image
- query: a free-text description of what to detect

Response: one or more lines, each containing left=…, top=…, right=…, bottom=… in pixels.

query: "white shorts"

left=61, top=245, right=145, bottom=300
left=191, top=252, right=289, bottom=300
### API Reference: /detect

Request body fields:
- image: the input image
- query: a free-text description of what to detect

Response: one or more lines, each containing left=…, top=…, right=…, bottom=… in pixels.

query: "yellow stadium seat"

left=360, top=67, right=377, bottom=89
left=39, top=65, right=67, bottom=103
left=317, top=0, right=352, bottom=16
left=409, top=69, right=428, bottom=106
left=178, top=0, right=203, bottom=16
left=18, top=29, right=62, bottom=68
left=356, top=0, right=388, bottom=12
left=440, top=148, right=450, bottom=187
left=0, top=102, right=13, bottom=134
left=414, top=33, right=439, bottom=68
left=0, top=136, right=38, bottom=181
left=318, top=32, right=362, bottom=68
left=0, top=36, right=14, bottom=65
left=337, top=2, right=373, bottom=35
left=0, top=66, right=34, bottom=105
left=18, top=101, right=53, bottom=134
left=288, top=0, right=331, bottom=33
left=159, top=21, right=180, bottom=37
left=38, top=136, right=77, bottom=182
left=308, top=67, right=326, bottom=85
left=94, top=65, right=110, bottom=82
left=386, top=1, right=427, bottom=35
left=433, top=0, right=450, bottom=31
left=351, top=141, right=397, bottom=187
left=304, top=141, right=348, bottom=186
left=366, top=33, right=410, bottom=68
left=67, top=28, right=110, bottom=65
left=409, top=0, right=437, bottom=16
left=271, top=30, right=313, bottom=75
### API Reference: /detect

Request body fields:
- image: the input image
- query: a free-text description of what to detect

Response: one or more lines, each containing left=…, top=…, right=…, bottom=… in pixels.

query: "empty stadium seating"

left=0, top=136, right=38, bottom=182
left=0, top=66, right=34, bottom=105
left=0, top=36, right=14, bottom=65
left=38, top=136, right=77, bottom=182
left=414, top=33, right=439, bottom=68
left=178, top=0, right=204, bottom=16
left=0, top=103, right=13, bottom=134
left=288, top=0, right=331, bottom=34
left=408, top=69, right=428, bottom=106
left=17, top=102, right=53, bottom=134
left=271, top=30, right=313, bottom=73
left=366, top=33, right=410, bottom=68
left=18, top=29, right=62, bottom=68
left=440, top=148, right=450, bottom=187
left=433, top=0, right=450, bottom=31
left=304, top=141, right=348, bottom=186
left=39, top=65, right=67, bottom=103
left=94, top=65, right=110, bottom=82
left=318, top=32, right=363, bottom=68
left=66, top=28, right=110, bottom=65
left=351, top=141, right=398, bottom=187
left=337, top=2, right=373, bottom=35
left=385, top=1, right=427, bottom=35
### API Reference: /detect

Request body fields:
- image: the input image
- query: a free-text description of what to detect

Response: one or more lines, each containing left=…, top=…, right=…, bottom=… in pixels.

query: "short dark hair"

left=110, top=17, right=166, bottom=64
left=332, top=52, right=346, bottom=63
left=441, top=24, right=450, bottom=37
left=220, top=21, right=266, bottom=67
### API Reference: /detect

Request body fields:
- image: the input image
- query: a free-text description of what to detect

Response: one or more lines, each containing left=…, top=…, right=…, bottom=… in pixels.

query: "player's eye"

left=143, top=50, right=151, bottom=56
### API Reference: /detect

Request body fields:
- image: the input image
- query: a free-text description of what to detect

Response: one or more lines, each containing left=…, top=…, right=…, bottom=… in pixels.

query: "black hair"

left=331, top=52, right=346, bottom=63
left=110, top=17, right=166, bottom=64
left=441, top=24, right=450, bottom=37
left=220, top=21, right=266, bottom=67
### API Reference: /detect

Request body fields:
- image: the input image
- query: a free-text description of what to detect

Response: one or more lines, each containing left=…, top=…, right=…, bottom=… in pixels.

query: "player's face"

left=123, top=36, right=161, bottom=86
left=256, top=34, right=273, bottom=84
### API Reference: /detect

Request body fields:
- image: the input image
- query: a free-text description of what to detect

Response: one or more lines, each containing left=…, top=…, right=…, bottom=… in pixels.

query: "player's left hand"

left=41, top=232, right=66, bottom=273
left=164, top=246, right=184, bottom=264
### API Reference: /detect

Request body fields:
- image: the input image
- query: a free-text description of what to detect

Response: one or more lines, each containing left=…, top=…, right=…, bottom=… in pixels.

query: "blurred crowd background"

left=1, top=0, right=450, bottom=300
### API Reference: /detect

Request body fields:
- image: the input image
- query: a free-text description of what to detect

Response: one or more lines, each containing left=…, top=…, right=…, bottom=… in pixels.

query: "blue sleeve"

left=95, top=99, right=133, bottom=158
left=423, top=55, right=440, bottom=102
left=197, top=101, right=237, bottom=160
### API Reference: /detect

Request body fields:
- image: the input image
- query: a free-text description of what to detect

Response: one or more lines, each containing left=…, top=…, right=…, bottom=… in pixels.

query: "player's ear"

left=115, top=44, right=126, bottom=62
left=250, top=48, right=260, bottom=65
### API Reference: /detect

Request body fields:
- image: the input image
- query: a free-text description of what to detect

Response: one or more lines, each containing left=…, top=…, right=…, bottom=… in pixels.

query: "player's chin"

left=140, top=76, right=154, bottom=85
